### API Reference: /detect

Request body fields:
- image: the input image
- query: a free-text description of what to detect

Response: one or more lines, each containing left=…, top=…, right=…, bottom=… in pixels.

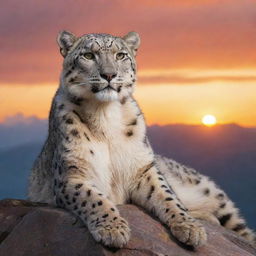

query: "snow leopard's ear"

left=123, top=32, right=140, bottom=56
left=57, top=30, right=77, bottom=57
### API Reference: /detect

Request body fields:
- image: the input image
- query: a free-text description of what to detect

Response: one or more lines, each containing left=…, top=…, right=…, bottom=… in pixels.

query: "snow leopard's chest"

left=84, top=123, right=152, bottom=204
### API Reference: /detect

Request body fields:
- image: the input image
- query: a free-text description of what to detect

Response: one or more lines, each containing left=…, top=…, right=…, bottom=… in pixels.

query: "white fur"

left=95, top=89, right=119, bottom=102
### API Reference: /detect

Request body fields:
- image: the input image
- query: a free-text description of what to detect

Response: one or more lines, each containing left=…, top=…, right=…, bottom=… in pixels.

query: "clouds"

left=0, top=0, right=256, bottom=84
left=138, top=69, right=256, bottom=85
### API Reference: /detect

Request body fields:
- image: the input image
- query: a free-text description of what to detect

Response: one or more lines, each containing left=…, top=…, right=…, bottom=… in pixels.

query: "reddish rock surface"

left=0, top=199, right=255, bottom=256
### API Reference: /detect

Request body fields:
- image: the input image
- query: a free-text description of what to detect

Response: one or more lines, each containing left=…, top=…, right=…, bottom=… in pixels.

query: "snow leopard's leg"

left=157, top=156, right=256, bottom=247
left=49, top=103, right=131, bottom=248
left=54, top=163, right=130, bottom=248
left=130, top=161, right=207, bottom=248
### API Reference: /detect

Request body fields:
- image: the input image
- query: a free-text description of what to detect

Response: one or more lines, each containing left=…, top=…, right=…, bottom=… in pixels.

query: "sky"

left=1, top=0, right=256, bottom=126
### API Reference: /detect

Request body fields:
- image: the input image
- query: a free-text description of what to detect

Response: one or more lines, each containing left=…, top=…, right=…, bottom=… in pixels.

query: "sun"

left=202, top=114, right=217, bottom=127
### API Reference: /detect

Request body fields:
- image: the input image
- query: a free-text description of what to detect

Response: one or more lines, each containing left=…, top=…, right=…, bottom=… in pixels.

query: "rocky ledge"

left=0, top=199, right=255, bottom=256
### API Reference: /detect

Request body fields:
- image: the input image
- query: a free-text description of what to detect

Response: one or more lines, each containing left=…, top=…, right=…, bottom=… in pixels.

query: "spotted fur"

left=28, top=31, right=256, bottom=249
left=155, top=155, right=256, bottom=247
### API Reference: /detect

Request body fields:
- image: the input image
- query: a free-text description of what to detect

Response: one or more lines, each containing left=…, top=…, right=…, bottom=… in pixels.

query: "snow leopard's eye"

left=84, top=52, right=95, bottom=60
left=116, top=52, right=126, bottom=60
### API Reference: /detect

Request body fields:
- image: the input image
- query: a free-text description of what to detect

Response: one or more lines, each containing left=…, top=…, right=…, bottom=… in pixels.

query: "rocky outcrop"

left=0, top=199, right=255, bottom=256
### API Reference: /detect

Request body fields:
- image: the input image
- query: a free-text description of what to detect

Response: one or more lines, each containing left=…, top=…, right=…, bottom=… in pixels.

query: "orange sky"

left=1, top=0, right=256, bottom=126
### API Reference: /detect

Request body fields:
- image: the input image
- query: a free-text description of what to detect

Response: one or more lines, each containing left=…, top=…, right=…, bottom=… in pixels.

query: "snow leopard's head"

left=57, top=31, right=140, bottom=103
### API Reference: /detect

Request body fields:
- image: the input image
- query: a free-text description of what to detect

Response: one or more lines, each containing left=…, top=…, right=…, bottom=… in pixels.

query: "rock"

left=0, top=199, right=255, bottom=256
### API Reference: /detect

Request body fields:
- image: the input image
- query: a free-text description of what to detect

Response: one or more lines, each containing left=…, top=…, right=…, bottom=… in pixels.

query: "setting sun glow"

left=202, top=115, right=217, bottom=127
left=1, top=1, right=256, bottom=127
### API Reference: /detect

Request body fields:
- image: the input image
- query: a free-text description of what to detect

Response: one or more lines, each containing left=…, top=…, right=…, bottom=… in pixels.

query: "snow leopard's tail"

left=215, top=194, right=256, bottom=247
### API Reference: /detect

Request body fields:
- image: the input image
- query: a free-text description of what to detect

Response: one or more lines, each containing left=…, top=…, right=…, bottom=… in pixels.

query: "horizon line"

left=0, top=113, right=255, bottom=129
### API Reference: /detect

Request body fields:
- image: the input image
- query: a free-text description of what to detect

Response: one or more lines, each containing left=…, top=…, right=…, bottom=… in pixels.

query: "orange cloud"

left=138, top=69, right=256, bottom=84
left=125, top=0, right=230, bottom=8
left=0, top=0, right=256, bottom=84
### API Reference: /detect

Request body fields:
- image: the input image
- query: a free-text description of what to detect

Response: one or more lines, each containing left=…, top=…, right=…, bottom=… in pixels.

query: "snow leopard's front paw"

left=170, top=218, right=207, bottom=248
left=89, top=215, right=131, bottom=248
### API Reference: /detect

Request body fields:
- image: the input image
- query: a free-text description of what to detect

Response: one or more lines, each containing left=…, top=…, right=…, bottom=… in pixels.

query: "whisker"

left=72, top=82, right=88, bottom=86
left=89, top=82, right=106, bottom=85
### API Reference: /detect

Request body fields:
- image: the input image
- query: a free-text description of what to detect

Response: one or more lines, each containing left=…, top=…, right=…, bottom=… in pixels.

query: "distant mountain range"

left=0, top=116, right=255, bottom=229
left=0, top=114, right=47, bottom=150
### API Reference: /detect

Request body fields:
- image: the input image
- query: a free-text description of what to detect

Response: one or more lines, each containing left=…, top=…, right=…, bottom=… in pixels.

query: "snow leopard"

left=28, top=30, right=256, bottom=249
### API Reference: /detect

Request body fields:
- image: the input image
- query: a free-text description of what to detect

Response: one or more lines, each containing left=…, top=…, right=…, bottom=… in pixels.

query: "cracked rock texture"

left=0, top=199, right=255, bottom=256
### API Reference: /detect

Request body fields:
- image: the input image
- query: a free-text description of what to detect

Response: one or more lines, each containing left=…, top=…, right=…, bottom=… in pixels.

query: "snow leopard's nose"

left=100, top=73, right=117, bottom=82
